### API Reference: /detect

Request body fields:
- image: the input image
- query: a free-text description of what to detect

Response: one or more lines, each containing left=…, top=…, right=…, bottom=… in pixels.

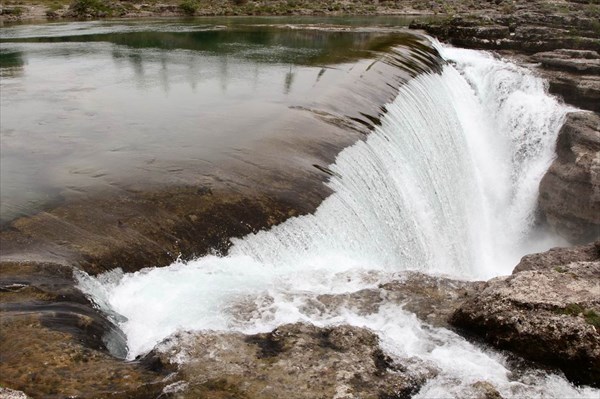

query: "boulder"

left=538, top=111, right=600, bottom=243
left=513, top=241, right=599, bottom=273
left=451, top=245, right=600, bottom=387
left=156, top=323, right=434, bottom=399
left=0, top=388, right=31, bottom=399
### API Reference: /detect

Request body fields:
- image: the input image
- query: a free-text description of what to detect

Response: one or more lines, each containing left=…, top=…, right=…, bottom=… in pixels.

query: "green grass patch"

left=556, top=304, right=600, bottom=327
left=583, top=309, right=600, bottom=328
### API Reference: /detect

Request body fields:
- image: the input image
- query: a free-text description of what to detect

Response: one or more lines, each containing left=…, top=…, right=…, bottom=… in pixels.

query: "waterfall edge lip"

left=0, top=30, right=444, bottom=273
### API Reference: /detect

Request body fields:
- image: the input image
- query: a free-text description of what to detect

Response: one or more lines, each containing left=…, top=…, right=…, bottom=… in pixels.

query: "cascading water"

left=77, top=46, right=598, bottom=398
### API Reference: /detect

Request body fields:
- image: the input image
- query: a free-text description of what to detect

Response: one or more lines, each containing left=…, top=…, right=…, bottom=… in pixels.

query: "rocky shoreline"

left=1, top=1, right=599, bottom=397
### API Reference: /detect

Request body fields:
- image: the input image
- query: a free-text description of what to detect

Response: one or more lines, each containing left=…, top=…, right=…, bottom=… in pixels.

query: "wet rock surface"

left=222, top=272, right=482, bottom=331
left=538, top=111, right=600, bottom=243
left=451, top=243, right=600, bottom=387
left=532, top=49, right=600, bottom=75
left=155, top=323, right=434, bottom=399
left=305, top=272, right=483, bottom=329
left=513, top=241, right=600, bottom=273
left=0, top=261, right=172, bottom=398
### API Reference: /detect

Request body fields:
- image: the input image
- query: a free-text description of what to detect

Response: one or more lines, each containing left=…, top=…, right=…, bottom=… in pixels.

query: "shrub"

left=1, top=6, right=24, bottom=15
left=179, top=0, right=198, bottom=15
left=69, top=0, right=112, bottom=16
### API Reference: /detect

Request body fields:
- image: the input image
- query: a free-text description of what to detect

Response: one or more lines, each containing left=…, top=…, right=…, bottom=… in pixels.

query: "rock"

left=378, top=274, right=484, bottom=328
left=513, top=241, right=599, bottom=273
left=542, top=71, right=600, bottom=112
left=450, top=245, right=600, bottom=387
left=532, top=49, right=600, bottom=74
left=471, top=381, right=504, bottom=399
left=0, top=261, right=170, bottom=398
left=156, top=323, right=434, bottom=399
left=530, top=49, right=600, bottom=112
left=538, top=111, right=600, bottom=243
left=0, top=387, right=31, bottom=399
left=227, top=272, right=481, bottom=330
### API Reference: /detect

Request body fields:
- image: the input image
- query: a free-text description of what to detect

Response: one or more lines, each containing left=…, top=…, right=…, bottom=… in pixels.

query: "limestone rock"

left=471, top=381, right=504, bottom=399
left=513, top=241, right=599, bottom=273
left=228, top=272, right=482, bottom=330
left=451, top=246, right=600, bottom=387
left=0, top=387, right=31, bottom=399
left=0, top=261, right=170, bottom=398
left=156, top=323, right=434, bottom=399
left=532, top=49, right=600, bottom=75
left=538, top=111, right=600, bottom=243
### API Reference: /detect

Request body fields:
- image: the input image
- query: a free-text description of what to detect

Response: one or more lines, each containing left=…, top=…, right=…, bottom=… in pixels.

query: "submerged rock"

left=539, top=112, right=600, bottom=243
left=0, top=261, right=170, bottom=398
left=225, top=272, right=482, bottom=330
left=156, top=323, right=434, bottom=399
left=450, top=244, right=600, bottom=387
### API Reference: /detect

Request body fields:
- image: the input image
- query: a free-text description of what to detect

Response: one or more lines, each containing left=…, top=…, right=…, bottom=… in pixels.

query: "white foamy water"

left=77, top=46, right=598, bottom=397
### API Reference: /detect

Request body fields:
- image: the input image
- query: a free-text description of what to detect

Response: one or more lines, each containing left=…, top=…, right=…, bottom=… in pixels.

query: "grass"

left=556, top=303, right=600, bottom=328
left=583, top=309, right=600, bottom=328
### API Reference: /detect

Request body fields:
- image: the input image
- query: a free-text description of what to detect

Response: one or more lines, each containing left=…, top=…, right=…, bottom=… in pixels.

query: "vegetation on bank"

left=0, top=0, right=587, bottom=21
left=0, top=0, right=598, bottom=30
left=3, top=0, right=597, bottom=21
left=1, top=0, right=412, bottom=19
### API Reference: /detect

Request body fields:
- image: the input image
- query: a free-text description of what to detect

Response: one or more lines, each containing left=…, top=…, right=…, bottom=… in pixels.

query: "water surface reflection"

left=0, top=19, right=435, bottom=223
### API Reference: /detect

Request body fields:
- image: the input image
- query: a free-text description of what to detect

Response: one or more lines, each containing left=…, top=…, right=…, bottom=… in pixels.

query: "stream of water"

left=76, top=45, right=598, bottom=398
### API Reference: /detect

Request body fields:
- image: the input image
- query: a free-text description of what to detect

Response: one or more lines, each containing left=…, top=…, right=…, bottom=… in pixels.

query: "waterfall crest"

left=231, top=47, right=569, bottom=279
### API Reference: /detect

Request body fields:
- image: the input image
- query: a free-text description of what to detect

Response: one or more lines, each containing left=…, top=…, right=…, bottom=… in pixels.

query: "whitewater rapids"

left=77, top=46, right=598, bottom=398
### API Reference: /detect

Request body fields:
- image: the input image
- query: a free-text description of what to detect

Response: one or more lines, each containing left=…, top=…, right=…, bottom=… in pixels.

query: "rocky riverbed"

left=1, top=1, right=599, bottom=397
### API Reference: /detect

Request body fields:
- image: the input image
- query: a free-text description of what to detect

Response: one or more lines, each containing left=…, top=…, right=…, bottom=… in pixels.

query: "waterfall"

left=230, top=46, right=569, bottom=279
left=77, top=46, right=595, bottom=398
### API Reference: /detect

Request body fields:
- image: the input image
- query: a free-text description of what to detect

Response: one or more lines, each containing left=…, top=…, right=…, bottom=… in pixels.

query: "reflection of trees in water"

left=0, top=50, right=25, bottom=78
left=284, top=65, right=295, bottom=95
left=160, top=53, right=169, bottom=94
left=85, top=27, right=434, bottom=92
left=128, top=52, right=145, bottom=89
left=219, top=55, right=229, bottom=93
left=12, top=27, right=417, bottom=65
left=186, top=52, right=199, bottom=92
